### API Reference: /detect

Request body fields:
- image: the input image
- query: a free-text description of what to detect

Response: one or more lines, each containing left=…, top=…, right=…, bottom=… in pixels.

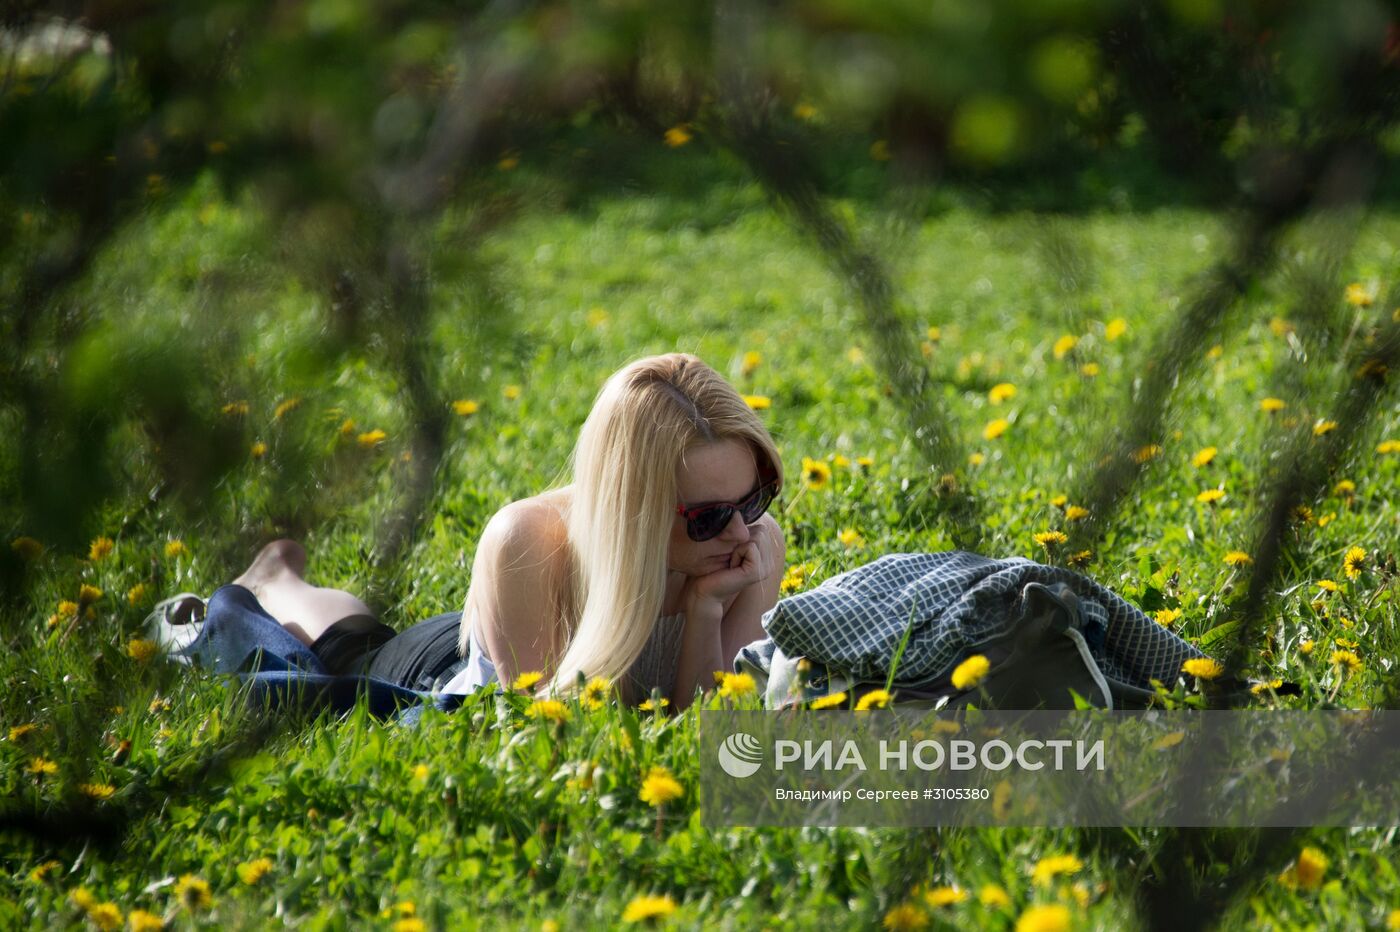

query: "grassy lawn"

left=3, top=171, right=1399, bottom=930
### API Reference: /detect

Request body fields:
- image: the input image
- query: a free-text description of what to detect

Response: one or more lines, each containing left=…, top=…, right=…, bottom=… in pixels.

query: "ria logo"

left=717, top=732, right=764, bottom=778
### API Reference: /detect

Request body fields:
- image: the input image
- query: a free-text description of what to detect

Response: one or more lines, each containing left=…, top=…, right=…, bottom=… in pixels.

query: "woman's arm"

left=670, top=515, right=785, bottom=711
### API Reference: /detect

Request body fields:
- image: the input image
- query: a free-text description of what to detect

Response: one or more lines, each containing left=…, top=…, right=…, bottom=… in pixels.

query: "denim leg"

left=178, top=584, right=327, bottom=675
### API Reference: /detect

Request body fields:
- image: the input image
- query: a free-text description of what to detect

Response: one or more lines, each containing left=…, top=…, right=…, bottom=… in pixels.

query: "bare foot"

left=233, top=539, right=308, bottom=601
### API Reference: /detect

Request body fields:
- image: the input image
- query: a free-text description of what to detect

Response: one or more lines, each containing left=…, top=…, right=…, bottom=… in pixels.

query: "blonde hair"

left=530, top=352, right=783, bottom=704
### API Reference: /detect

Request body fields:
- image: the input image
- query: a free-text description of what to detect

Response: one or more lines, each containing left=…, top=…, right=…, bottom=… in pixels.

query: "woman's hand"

left=683, top=520, right=781, bottom=611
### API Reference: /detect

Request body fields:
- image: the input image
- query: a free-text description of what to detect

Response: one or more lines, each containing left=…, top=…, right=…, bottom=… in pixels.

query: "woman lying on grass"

left=153, top=353, right=788, bottom=712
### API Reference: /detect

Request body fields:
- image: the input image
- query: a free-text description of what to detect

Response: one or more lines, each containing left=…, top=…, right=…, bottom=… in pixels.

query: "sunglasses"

left=675, top=471, right=781, bottom=542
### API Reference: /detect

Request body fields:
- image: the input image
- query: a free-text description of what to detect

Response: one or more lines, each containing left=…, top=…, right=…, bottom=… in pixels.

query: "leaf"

left=1199, top=621, right=1242, bottom=651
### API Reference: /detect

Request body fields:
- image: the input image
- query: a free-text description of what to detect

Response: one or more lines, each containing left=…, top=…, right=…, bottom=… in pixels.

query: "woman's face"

left=668, top=438, right=761, bottom=576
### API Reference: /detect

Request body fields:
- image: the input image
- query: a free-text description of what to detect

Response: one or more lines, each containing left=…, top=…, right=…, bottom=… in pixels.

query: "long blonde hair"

left=532, top=352, right=783, bottom=704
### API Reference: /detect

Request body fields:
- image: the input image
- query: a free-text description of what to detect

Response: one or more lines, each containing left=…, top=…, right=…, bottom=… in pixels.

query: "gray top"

left=624, top=611, right=687, bottom=702
left=443, top=610, right=687, bottom=700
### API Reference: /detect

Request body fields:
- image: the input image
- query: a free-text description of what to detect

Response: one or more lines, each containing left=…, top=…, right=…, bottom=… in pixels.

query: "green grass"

left=3, top=172, right=1399, bottom=929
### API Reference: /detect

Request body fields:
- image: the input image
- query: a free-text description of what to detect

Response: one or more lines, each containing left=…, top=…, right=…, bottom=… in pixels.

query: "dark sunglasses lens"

left=691, top=506, right=734, bottom=541
left=740, top=483, right=776, bottom=523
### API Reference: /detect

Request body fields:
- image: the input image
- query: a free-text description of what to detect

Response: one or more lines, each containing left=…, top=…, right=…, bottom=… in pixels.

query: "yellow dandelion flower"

left=221, top=400, right=248, bottom=416
left=1312, top=420, right=1337, bottom=436
left=1334, top=636, right=1358, bottom=649
left=1153, top=608, right=1182, bottom=627
left=453, top=399, right=480, bottom=416
left=926, top=326, right=942, bottom=341
left=983, top=418, right=1009, bottom=440
left=968, top=452, right=985, bottom=466
left=978, top=883, right=1011, bottom=908
left=793, top=102, right=818, bottom=121
left=149, top=696, right=171, bottom=713
left=392, top=920, right=426, bottom=932
left=1250, top=679, right=1285, bottom=696
left=525, top=699, right=571, bottom=724
left=1049, top=494, right=1068, bottom=508
left=1192, top=446, right=1218, bottom=468
left=126, top=639, right=157, bottom=663
left=1268, top=317, right=1294, bottom=336
left=1182, top=658, right=1224, bottom=680
left=801, top=457, right=832, bottom=490
left=923, top=885, right=966, bottom=907
left=357, top=429, right=387, bottom=447
left=497, top=155, right=519, bottom=171
left=1064, top=505, right=1089, bottom=521
left=1343, top=546, right=1366, bottom=580
left=337, top=418, right=356, bottom=437
left=1206, top=344, right=1223, bottom=359
left=126, top=583, right=151, bottom=607
left=1330, top=649, right=1362, bottom=674
left=9, top=723, right=38, bottom=741
left=89, top=537, right=114, bottom=560
left=128, top=909, right=165, bottom=931
left=988, top=383, right=1016, bottom=404
left=664, top=125, right=692, bottom=147
left=1079, top=362, right=1100, bottom=377
left=1260, top=397, right=1286, bottom=413
left=809, top=692, right=848, bottom=710
left=622, top=893, right=678, bottom=923
left=951, top=654, right=991, bottom=690
left=511, top=670, right=544, bottom=691
left=639, top=766, right=684, bottom=807
left=164, top=539, right=186, bottom=559
left=1031, top=854, right=1084, bottom=887
left=1333, top=479, right=1356, bottom=497
left=740, top=350, right=762, bottom=375
left=837, top=528, right=865, bottom=549
left=1387, top=909, right=1400, bottom=931
left=1152, top=731, right=1186, bottom=750
left=855, top=689, right=892, bottom=711
left=856, top=455, right=874, bottom=469
left=1299, top=639, right=1315, bottom=656
left=1316, top=579, right=1339, bottom=592
left=1280, top=846, right=1328, bottom=890
left=1033, top=530, right=1068, bottom=548
left=57, top=599, right=79, bottom=619
left=79, top=584, right=102, bottom=605
left=881, top=903, right=927, bottom=931
left=28, top=757, right=57, bottom=776
left=85, top=902, right=122, bottom=931
left=1344, top=283, right=1373, bottom=307
left=78, top=782, right=115, bottom=800
left=582, top=676, right=612, bottom=709
left=638, top=697, right=670, bottom=711
left=502, top=384, right=522, bottom=400
left=1052, top=334, right=1078, bottom=359
left=1223, top=551, right=1252, bottom=567
left=11, top=536, right=44, bottom=560
left=832, top=454, right=851, bottom=469
left=251, top=440, right=268, bottom=459
left=1132, top=443, right=1163, bottom=464
left=742, top=394, right=771, bottom=410
left=1105, top=317, right=1127, bottom=340
left=273, top=397, right=301, bottom=420
left=1196, top=488, right=1225, bottom=504
left=718, top=672, right=757, bottom=698
left=237, top=857, right=273, bottom=885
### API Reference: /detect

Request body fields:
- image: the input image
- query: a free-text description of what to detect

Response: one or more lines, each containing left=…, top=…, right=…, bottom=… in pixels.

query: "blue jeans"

left=179, top=585, right=466, bottom=722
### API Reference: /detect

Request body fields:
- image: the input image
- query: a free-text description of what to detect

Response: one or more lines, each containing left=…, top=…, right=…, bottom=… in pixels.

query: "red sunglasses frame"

left=674, top=466, right=782, bottom=542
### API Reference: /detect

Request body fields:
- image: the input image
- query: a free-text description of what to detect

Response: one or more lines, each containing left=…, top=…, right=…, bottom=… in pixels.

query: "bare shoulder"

left=480, top=494, right=570, bottom=572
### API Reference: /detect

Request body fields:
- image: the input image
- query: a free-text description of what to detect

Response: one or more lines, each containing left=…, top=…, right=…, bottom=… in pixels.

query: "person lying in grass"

left=153, top=352, right=787, bottom=712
